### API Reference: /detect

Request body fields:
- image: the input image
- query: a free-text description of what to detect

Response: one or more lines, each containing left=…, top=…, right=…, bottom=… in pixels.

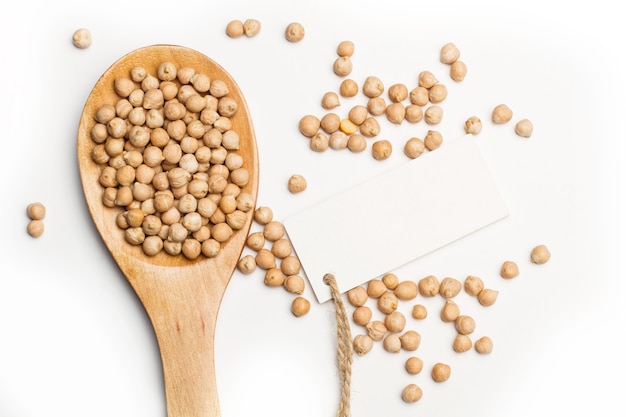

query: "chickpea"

left=428, top=84, right=448, bottom=103
left=475, top=336, right=493, bottom=354
left=243, top=19, right=261, bottom=37
left=225, top=20, right=244, bottom=38
left=424, top=130, right=443, bottom=151
left=409, top=86, right=429, bottom=106
left=440, top=42, right=461, bottom=64
left=347, top=286, right=368, bottom=307
left=388, top=83, right=408, bottom=102
left=372, top=140, right=392, bottom=161
left=336, top=40, right=355, bottom=57
left=464, top=116, right=483, bottom=135
left=237, top=254, right=256, bottom=274
left=418, top=275, right=439, bottom=297
left=405, top=357, right=424, bottom=375
left=321, top=92, right=340, bottom=109
left=385, top=102, right=406, bottom=124
left=418, top=71, right=438, bottom=89
left=333, top=56, right=353, bottom=77
left=531, top=244, right=551, bottom=264
left=401, top=384, right=423, bottom=403
left=464, top=275, right=484, bottom=296
left=439, top=277, right=462, bottom=298
left=255, top=249, right=276, bottom=270
left=366, top=97, right=387, bottom=116
left=453, top=334, right=472, bottom=353
left=201, top=239, right=221, bottom=258
left=431, top=362, right=451, bottom=382
left=399, top=330, right=421, bottom=351
left=353, top=334, right=374, bottom=356
left=348, top=105, right=368, bottom=125
left=477, top=288, right=499, bottom=306
left=254, top=206, right=273, bottom=225
left=284, top=275, right=305, bottom=295
left=424, top=105, right=443, bottom=125
left=366, top=320, right=387, bottom=341
left=455, top=315, right=476, bottom=335
left=450, top=60, right=467, bottom=81
left=328, top=131, right=348, bottom=150
left=515, top=119, right=534, bottom=138
left=291, top=297, right=310, bottom=317
left=26, top=202, right=46, bottom=220
left=264, top=268, right=286, bottom=287
left=404, top=105, right=423, bottom=124
left=320, top=113, right=340, bottom=134
left=404, top=137, right=425, bottom=159
left=263, top=221, right=284, bottom=241
left=27, top=220, right=44, bottom=238
left=347, top=134, right=367, bottom=153
left=288, top=174, right=307, bottom=194
left=362, top=76, right=384, bottom=98
left=340, top=79, right=359, bottom=97
left=382, top=273, right=399, bottom=290
left=440, top=300, right=460, bottom=322
left=492, top=104, right=513, bottom=124
left=500, top=260, right=519, bottom=279
left=382, top=334, right=402, bottom=353
left=352, top=306, right=372, bottom=326
left=411, top=304, right=428, bottom=320
left=298, top=115, right=320, bottom=137
left=271, top=239, right=292, bottom=259
left=280, top=256, right=301, bottom=276
left=284, top=22, right=305, bottom=42
left=359, top=117, right=381, bottom=137
left=377, top=291, right=398, bottom=314
left=366, top=279, right=387, bottom=298
left=72, top=28, right=92, bottom=49
left=339, top=119, right=358, bottom=135
left=394, top=280, right=418, bottom=300
left=384, top=311, right=406, bottom=333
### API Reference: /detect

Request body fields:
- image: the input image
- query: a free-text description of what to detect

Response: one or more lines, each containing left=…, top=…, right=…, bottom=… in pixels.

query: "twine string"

left=323, top=273, right=353, bottom=417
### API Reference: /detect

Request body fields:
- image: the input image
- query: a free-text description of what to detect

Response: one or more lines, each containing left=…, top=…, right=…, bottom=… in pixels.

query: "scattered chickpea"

left=237, top=254, right=256, bottom=274
left=500, top=260, right=519, bottom=279
left=366, top=320, right=388, bottom=341
left=401, top=384, right=423, bottom=403
left=464, top=275, right=484, bottom=296
left=263, top=221, right=284, bottom=241
left=280, top=255, right=301, bottom=276
left=440, top=300, right=460, bottom=322
left=450, top=60, right=467, bottom=81
left=515, top=119, right=534, bottom=138
left=284, top=275, right=305, bottom=295
left=348, top=105, right=368, bottom=125
left=284, top=22, right=305, bottom=42
left=254, top=206, right=273, bottom=225
left=428, top=84, right=448, bottom=103
left=328, top=131, right=348, bottom=150
left=377, top=291, right=399, bottom=314
left=531, top=244, right=551, bottom=264
left=418, top=275, right=440, bottom=297
left=384, top=311, right=406, bottom=333
left=394, top=280, right=418, bottom=300
left=27, top=220, right=44, bottom=238
left=299, top=115, right=320, bottom=137
left=367, top=97, right=387, bottom=116
left=291, top=296, right=310, bottom=317
left=246, top=232, right=265, bottom=251
left=404, top=137, right=426, bottom=159
left=440, top=42, right=461, bottom=64
left=339, top=118, right=358, bottom=135
left=339, top=79, right=359, bottom=97
left=359, top=117, right=381, bottom=137
left=405, top=357, right=424, bottom=375
left=409, top=86, right=430, bottom=106
left=225, top=20, right=244, bottom=38
left=418, top=71, right=438, bottom=89
left=385, top=102, right=406, bottom=124
left=492, top=104, right=513, bottom=124
left=26, top=202, right=46, bottom=220
left=366, top=279, right=387, bottom=298
left=388, top=83, right=408, bottom=102
left=431, top=363, right=451, bottom=382
left=477, top=288, right=499, bottom=306
left=72, top=28, right=92, bottom=49
left=255, top=248, right=276, bottom=270
left=404, top=105, right=423, bottom=124
left=455, top=315, right=476, bottom=335
left=475, top=336, right=494, bottom=354
left=333, top=56, right=353, bottom=77
left=362, top=76, right=384, bottom=98
left=243, top=19, right=261, bottom=37
left=382, top=273, right=399, bottom=290
left=464, top=116, right=483, bottom=135
left=347, top=134, right=367, bottom=153
left=372, top=140, right=392, bottom=161
left=264, top=268, right=285, bottom=287
left=453, top=334, right=472, bottom=353
left=353, top=306, right=373, bottom=326
left=336, top=40, right=355, bottom=57
left=424, top=130, right=443, bottom=151
left=353, top=334, right=374, bottom=356
left=439, top=277, right=462, bottom=298
left=424, top=105, right=443, bottom=125
left=411, top=304, right=428, bottom=320
left=321, top=92, right=341, bottom=109
left=399, top=330, right=421, bottom=351
left=271, top=239, right=292, bottom=259
left=347, top=286, right=369, bottom=307
left=288, top=174, right=307, bottom=194
left=383, top=333, right=402, bottom=353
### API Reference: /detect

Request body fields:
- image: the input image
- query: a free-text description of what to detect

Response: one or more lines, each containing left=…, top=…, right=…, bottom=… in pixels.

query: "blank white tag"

left=283, top=135, right=509, bottom=303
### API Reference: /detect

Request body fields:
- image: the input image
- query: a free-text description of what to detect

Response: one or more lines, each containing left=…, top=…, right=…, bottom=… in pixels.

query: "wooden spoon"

left=77, top=45, right=259, bottom=417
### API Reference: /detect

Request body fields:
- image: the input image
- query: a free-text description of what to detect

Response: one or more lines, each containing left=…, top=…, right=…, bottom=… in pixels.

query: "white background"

left=1, top=1, right=624, bottom=416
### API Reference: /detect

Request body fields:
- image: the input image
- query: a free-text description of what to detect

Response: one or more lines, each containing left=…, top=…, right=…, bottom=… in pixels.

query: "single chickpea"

left=320, top=113, right=340, bottom=133
left=401, top=384, right=423, bottom=403
left=385, top=102, right=406, bottom=124
left=453, top=334, right=472, bottom=353
left=450, top=60, right=467, bottom=81
left=384, top=311, right=406, bottom=333
left=515, top=119, right=534, bottom=138
left=284, top=275, right=305, bottom=295
left=362, top=76, right=384, bottom=98
left=367, top=97, right=387, bottom=116
left=412, top=304, right=428, bottom=320
left=464, top=275, right=484, bottom=296
left=366, top=279, right=387, bottom=298
left=428, top=84, right=448, bottom=103
left=142, top=236, right=164, bottom=256
left=439, top=277, right=462, bottom=298
left=243, top=19, right=261, bottom=37
left=531, top=244, right=551, bottom=264
left=492, top=104, right=513, bottom=124
left=477, top=288, right=499, bottom=306
left=333, top=56, right=353, bottom=77
left=353, top=334, right=374, bottom=356
left=366, top=320, right=387, bottom=341
left=288, top=174, right=307, bottom=194
left=225, top=20, right=244, bottom=38
left=500, top=260, right=519, bottom=279
left=339, top=118, right=358, bottom=135
left=424, top=130, right=443, bottom=151
left=310, top=132, right=329, bottom=152
left=409, top=86, right=430, bottom=106
left=271, top=239, right=292, bottom=259
left=291, top=297, right=310, bottom=317
left=382, top=273, right=399, bottom=289
left=237, top=254, right=256, bottom=274
left=418, top=275, right=440, bottom=297
left=347, top=286, right=368, bottom=307
left=372, top=140, right=392, bottom=161
left=254, top=206, right=273, bottom=225
left=328, top=131, right=348, bottom=150
left=405, top=357, right=424, bottom=375
left=440, top=300, right=460, bottom=322
left=418, top=71, right=438, bottom=89
left=404, top=137, right=425, bottom=159
left=255, top=249, right=276, bottom=270
left=400, top=330, right=421, bottom=351
left=464, top=116, right=483, bottom=135
left=348, top=105, right=368, bottom=125
left=431, top=362, right=451, bottom=382
left=404, top=105, right=423, bottom=124
left=340, top=79, right=359, bottom=97
left=360, top=117, right=381, bottom=137
left=383, top=334, right=402, bottom=353
left=284, top=22, right=305, bottom=42
left=440, top=42, right=461, bottom=64
left=424, top=105, right=443, bottom=125
left=455, top=315, right=476, bottom=335
left=264, top=268, right=286, bottom=287
left=394, top=280, right=418, bottom=300
left=201, top=239, right=221, bottom=258
left=72, top=28, right=92, bottom=49
left=352, top=306, right=372, bottom=326
left=336, top=40, right=355, bottom=57
left=26, top=202, right=46, bottom=220
left=27, top=220, right=44, bottom=238
left=299, top=115, right=320, bottom=137
left=388, top=83, right=408, bottom=102
left=347, top=134, right=367, bottom=152
left=263, top=221, right=284, bottom=241
left=280, top=256, right=301, bottom=276
left=475, top=336, right=493, bottom=354
left=321, top=92, right=340, bottom=109
left=377, top=291, right=398, bottom=314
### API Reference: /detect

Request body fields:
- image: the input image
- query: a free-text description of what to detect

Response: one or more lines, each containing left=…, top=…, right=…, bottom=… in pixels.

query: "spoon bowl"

left=77, top=44, right=259, bottom=417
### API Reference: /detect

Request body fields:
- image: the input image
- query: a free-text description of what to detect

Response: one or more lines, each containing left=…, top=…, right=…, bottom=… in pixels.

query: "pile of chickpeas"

left=89, top=62, right=252, bottom=259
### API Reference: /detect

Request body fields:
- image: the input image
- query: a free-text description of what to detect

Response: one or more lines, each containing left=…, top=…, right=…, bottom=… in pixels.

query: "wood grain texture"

left=77, top=45, right=259, bottom=417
